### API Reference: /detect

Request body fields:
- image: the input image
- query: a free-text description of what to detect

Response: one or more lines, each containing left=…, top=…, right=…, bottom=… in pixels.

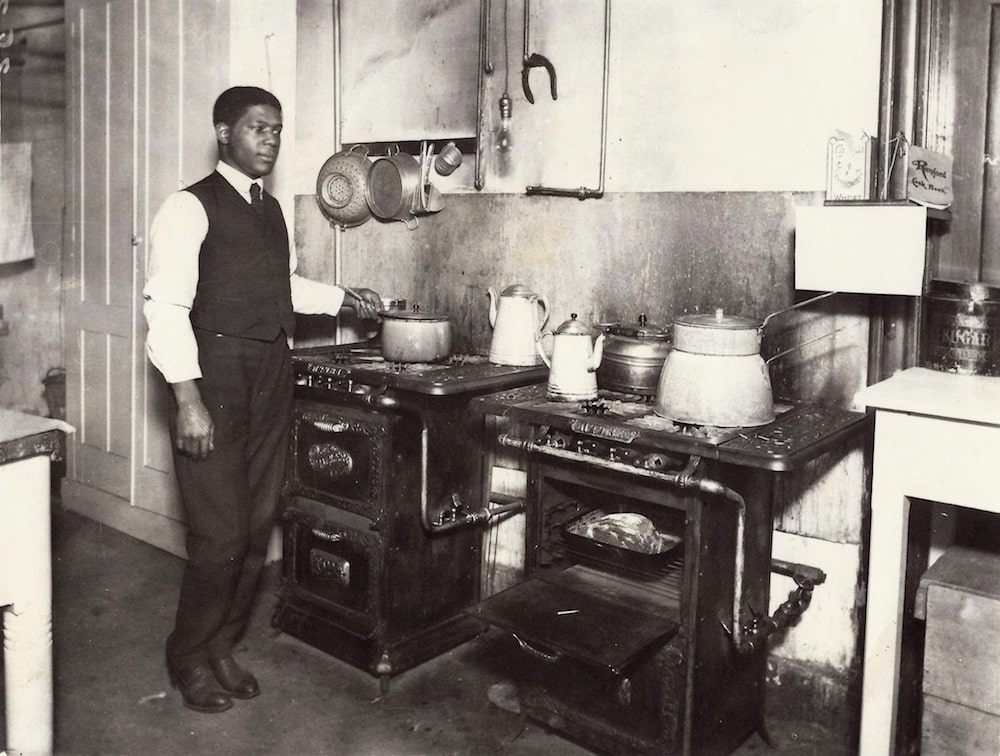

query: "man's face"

left=216, top=104, right=282, bottom=179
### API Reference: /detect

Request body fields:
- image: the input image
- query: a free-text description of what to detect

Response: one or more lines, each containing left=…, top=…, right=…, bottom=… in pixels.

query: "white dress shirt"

left=143, top=161, right=346, bottom=383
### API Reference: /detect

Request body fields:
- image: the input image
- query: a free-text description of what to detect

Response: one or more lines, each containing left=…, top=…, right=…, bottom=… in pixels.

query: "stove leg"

left=756, top=718, right=776, bottom=748
left=377, top=652, right=393, bottom=698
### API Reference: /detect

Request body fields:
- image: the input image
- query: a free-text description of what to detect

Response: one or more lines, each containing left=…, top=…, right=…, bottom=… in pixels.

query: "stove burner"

left=580, top=399, right=611, bottom=416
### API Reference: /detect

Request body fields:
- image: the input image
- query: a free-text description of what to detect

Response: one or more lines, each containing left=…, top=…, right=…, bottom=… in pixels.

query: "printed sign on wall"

left=907, top=145, right=953, bottom=209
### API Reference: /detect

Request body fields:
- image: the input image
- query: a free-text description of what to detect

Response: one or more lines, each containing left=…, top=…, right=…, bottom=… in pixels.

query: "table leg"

left=858, top=435, right=910, bottom=755
left=1, top=454, right=54, bottom=756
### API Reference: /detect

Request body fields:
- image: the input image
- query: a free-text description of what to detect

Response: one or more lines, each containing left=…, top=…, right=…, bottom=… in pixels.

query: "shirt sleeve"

left=288, top=245, right=347, bottom=316
left=142, top=191, right=208, bottom=384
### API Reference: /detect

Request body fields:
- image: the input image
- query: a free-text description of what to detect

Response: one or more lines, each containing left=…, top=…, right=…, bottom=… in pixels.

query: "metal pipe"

left=497, top=433, right=750, bottom=653
left=332, top=1, right=346, bottom=340
left=474, top=0, right=490, bottom=191
left=365, top=390, right=524, bottom=534
left=525, top=0, right=610, bottom=200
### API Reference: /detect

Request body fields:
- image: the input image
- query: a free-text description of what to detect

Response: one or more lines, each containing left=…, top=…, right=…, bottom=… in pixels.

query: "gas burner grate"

left=581, top=399, right=612, bottom=416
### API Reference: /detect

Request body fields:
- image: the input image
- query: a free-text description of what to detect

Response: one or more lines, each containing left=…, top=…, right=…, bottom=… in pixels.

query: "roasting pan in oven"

left=563, top=509, right=683, bottom=576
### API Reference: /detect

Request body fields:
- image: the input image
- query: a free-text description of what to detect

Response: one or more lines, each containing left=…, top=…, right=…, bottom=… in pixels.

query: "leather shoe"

left=209, top=655, right=261, bottom=699
left=169, top=663, right=233, bottom=713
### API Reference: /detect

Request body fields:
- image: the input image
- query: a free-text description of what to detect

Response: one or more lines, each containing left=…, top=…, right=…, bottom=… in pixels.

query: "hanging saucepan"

left=595, top=313, right=672, bottom=396
left=366, top=146, right=421, bottom=231
left=315, top=144, right=373, bottom=228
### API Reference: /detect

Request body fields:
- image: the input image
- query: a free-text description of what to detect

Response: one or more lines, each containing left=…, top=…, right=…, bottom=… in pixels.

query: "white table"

left=855, top=368, right=1000, bottom=755
left=0, top=410, right=72, bottom=756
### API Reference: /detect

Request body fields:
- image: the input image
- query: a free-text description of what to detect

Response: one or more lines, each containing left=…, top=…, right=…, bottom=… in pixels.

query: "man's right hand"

left=172, top=380, right=214, bottom=460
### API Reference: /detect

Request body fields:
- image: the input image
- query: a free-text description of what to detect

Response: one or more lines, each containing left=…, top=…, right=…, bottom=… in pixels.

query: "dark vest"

left=185, top=172, right=295, bottom=340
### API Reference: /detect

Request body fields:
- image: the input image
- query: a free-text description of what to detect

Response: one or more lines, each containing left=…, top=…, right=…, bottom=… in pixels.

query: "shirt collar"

left=215, top=161, right=261, bottom=204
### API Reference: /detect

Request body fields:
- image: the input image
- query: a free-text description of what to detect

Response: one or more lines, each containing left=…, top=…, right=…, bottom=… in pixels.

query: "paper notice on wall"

left=906, top=145, right=953, bottom=209
left=0, top=142, right=36, bottom=264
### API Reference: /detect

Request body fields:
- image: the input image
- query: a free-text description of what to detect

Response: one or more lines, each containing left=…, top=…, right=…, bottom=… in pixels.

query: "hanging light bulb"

left=496, top=92, right=513, bottom=153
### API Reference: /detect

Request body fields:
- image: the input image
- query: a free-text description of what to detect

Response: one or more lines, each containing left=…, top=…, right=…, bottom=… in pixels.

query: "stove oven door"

left=288, top=399, right=408, bottom=523
left=280, top=503, right=381, bottom=638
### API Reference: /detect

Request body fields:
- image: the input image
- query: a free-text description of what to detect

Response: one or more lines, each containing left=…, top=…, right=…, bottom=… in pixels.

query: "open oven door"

left=471, top=565, right=680, bottom=675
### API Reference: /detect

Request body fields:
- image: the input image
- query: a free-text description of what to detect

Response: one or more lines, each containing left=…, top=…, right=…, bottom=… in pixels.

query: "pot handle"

left=760, top=291, right=838, bottom=332
left=536, top=295, right=550, bottom=331
left=536, top=330, right=553, bottom=367
left=400, top=215, right=419, bottom=231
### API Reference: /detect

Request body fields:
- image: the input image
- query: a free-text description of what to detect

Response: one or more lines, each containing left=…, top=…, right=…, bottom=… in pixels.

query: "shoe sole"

left=224, top=687, right=261, bottom=700
left=181, top=698, right=234, bottom=713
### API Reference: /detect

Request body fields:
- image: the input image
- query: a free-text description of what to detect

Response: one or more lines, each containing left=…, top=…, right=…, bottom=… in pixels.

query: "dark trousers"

left=166, top=329, right=292, bottom=672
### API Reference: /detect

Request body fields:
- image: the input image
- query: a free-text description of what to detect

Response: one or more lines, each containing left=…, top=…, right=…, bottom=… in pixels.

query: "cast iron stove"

left=275, top=343, right=547, bottom=693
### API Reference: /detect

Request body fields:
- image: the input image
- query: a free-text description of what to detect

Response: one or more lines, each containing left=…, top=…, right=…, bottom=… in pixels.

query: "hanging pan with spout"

left=653, top=292, right=840, bottom=428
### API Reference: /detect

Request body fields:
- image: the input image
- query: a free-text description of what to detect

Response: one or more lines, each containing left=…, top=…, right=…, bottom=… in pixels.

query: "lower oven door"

left=281, top=504, right=382, bottom=637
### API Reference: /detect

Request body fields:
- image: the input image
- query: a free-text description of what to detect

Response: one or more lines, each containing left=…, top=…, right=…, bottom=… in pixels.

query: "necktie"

left=250, top=182, right=264, bottom=214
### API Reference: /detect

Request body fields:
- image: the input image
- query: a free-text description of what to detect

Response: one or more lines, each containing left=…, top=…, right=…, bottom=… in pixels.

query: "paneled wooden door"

left=65, top=0, right=228, bottom=554
left=65, top=0, right=136, bottom=509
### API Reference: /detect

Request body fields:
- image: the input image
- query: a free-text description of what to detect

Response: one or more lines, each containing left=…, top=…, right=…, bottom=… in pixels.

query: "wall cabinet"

left=338, top=0, right=480, bottom=144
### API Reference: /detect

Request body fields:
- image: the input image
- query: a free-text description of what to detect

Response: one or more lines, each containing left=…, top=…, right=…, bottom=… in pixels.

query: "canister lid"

left=927, top=279, right=1000, bottom=303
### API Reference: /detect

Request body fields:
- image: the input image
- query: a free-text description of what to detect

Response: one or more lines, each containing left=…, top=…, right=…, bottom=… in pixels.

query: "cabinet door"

left=65, top=0, right=135, bottom=503
left=338, top=0, right=480, bottom=143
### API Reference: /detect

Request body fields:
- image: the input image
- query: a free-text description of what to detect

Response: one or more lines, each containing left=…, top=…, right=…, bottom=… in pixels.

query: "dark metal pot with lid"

left=595, top=313, right=672, bottom=396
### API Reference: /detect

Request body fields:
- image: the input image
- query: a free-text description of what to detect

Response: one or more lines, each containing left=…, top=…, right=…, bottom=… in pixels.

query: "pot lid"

left=674, top=308, right=759, bottom=331
left=500, top=283, right=539, bottom=298
left=554, top=313, right=592, bottom=335
left=603, top=313, right=670, bottom=341
left=381, top=305, right=449, bottom=322
left=927, top=279, right=1000, bottom=303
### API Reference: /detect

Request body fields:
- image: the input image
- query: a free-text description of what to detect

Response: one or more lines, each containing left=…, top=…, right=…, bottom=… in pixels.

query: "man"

left=143, top=86, right=381, bottom=713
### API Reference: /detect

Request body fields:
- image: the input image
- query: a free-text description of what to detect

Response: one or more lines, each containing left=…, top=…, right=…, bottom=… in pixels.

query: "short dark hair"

left=213, top=86, right=281, bottom=127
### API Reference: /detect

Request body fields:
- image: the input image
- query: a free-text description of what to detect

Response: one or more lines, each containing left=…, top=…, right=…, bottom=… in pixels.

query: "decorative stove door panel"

left=289, top=401, right=401, bottom=522
left=281, top=509, right=382, bottom=638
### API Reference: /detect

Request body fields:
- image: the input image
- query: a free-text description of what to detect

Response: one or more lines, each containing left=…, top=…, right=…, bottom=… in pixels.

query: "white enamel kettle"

left=487, top=284, right=550, bottom=366
left=536, top=313, right=606, bottom=401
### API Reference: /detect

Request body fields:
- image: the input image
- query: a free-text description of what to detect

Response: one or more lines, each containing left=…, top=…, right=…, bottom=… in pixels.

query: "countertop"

left=855, top=367, right=1000, bottom=425
left=0, top=409, right=74, bottom=464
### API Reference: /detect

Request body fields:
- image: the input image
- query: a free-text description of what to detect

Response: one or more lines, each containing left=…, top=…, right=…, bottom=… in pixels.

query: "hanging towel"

left=0, top=142, right=36, bottom=264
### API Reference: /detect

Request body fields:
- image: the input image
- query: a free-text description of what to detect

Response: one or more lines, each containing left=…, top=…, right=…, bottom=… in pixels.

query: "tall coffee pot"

left=487, top=284, right=550, bottom=366
left=536, top=313, right=605, bottom=401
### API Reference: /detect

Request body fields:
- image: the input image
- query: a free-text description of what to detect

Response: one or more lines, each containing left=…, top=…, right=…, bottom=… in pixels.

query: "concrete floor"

left=1, top=505, right=857, bottom=755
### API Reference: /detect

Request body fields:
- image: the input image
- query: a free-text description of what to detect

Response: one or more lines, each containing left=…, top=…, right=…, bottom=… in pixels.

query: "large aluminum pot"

left=315, top=145, right=373, bottom=228
left=920, top=279, right=1000, bottom=376
left=596, top=314, right=672, bottom=396
left=653, top=309, right=774, bottom=427
left=380, top=305, right=452, bottom=363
